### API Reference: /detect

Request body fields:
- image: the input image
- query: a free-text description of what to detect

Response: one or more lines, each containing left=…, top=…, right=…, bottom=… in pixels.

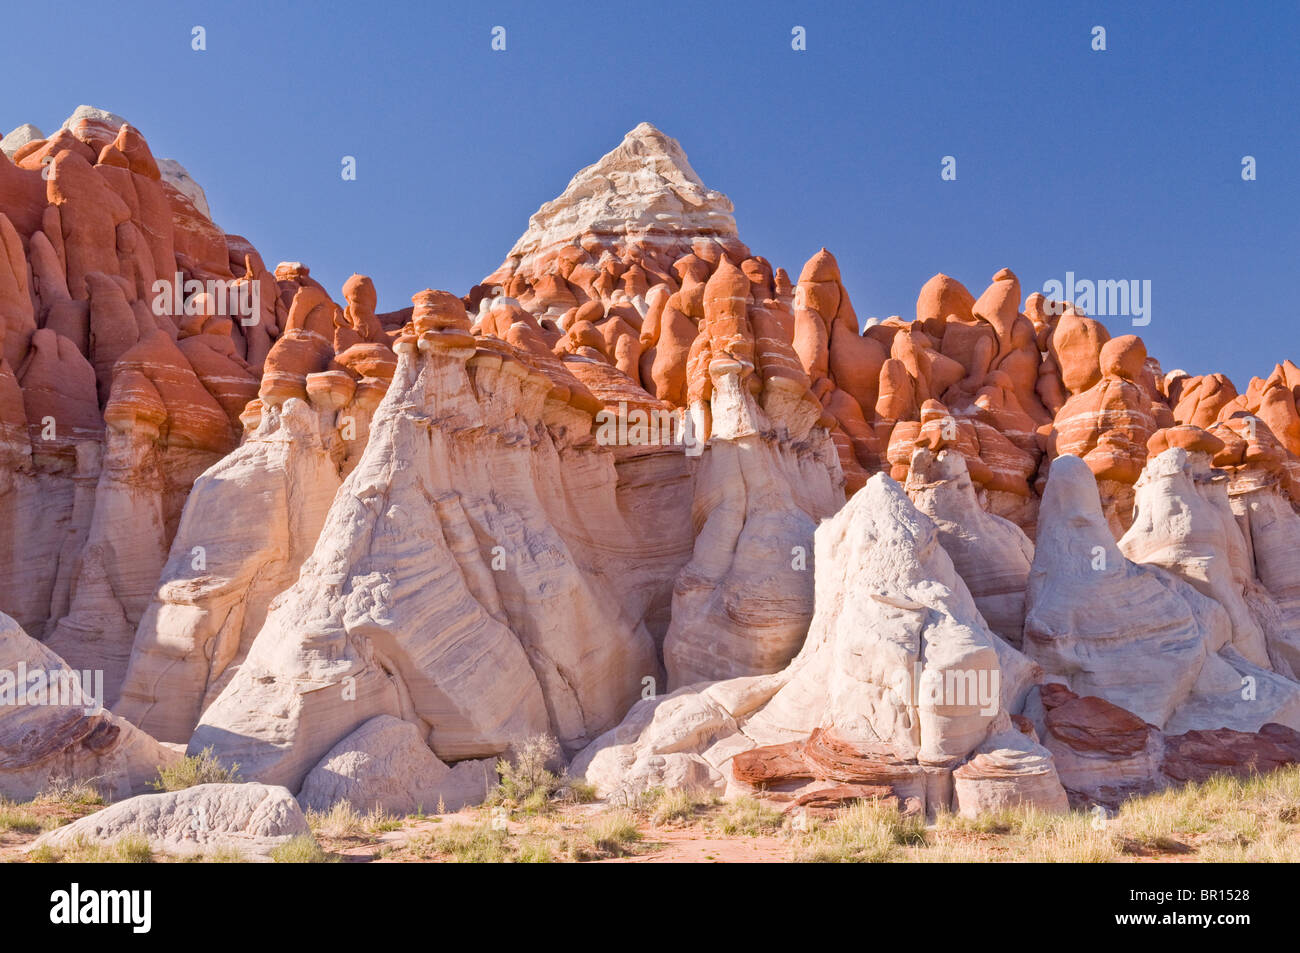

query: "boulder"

left=28, top=783, right=309, bottom=860
left=297, top=715, right=495, bottom=814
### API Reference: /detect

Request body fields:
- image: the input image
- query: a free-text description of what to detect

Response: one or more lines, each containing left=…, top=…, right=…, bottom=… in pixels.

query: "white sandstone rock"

left=1024, top=455, right=1214, bottom=726
left=506, top=122, right=737, bottom=275
left=1120, top=447, right=1270, bottom=666
left=156, top=157, right=212, bottom=221
left=0, top=123, right=43, bottom=158
left=191, top=338, right=663, bottom=789
left=298, top=715, right=495, bottom=814
left=0, top=612, right=180, bottom=801
left=28, top=782, right=309, bottom=860
left=116, top=399, right=342, bottom=742
left=907, top=447, right=1034, bottom=647
left=576, top=474, right=1061, bottom=813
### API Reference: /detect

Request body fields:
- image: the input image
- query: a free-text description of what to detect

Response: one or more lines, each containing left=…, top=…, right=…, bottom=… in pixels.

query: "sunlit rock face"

left=2, top=114, right=1300, bottom=814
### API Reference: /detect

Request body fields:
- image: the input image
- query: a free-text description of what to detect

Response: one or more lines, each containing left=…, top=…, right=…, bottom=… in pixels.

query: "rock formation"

left=2, top=113, right=1300, bottom=828
left=27, top=782, right=310, bottom=859
left=0, top=611, right=179, bottom=801
left=573, top=474, right=1065, bottom=819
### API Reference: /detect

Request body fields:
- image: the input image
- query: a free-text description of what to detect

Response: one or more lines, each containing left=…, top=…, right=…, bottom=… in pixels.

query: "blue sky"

left=4, top=0, right=1296, bottom=388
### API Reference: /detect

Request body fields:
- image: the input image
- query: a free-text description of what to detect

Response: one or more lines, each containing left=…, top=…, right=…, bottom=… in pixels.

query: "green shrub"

left=150, top=747, right=240, bottom=792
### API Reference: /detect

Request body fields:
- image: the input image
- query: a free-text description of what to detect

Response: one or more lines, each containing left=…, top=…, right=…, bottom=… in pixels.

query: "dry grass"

left=270, top=835, right=333, bottom=863
left=399, top=809, right=642, bottom=863
left=306, top=801, right=401, bottom=839
left=713, top=796, right=786, bottom=836
left=794, top=799, right=928, bottom=862
left=1111, top=767, right=1300, bottom=861
left=6, top=764, right=1299, bottom=863
left=28, top=833, right=154, bottom=864
left=33, top=775, right=105, bottom=807
left=0, top=799, right=45, bottom=834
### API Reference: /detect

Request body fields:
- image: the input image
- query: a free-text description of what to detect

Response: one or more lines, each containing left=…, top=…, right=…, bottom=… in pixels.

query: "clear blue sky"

left=4, top=0, right=1296, bottom=389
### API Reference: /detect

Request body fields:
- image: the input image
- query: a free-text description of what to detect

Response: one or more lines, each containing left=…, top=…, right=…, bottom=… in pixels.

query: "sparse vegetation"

left=793, top=799, right=928, bottom=863
left=713, top=795, right=784, bottom=836
left=632, top=786, right=719, bottom=825
left=0, top=799, right=44, bottom=834
left=150, top=746, right=240, bottom=792
left=4, top=764, right=1298, bottom=863
left=28, top=834, right=154, bottom=863
left=559, top=779, right=599, bottom=804
left=416, top=823, right=510, bottom=863
left=270, top=835, right=333, bottom=863
left=585, top=810, right=641, bottom=856
left=487, top=734, right=563, bottom=813
left=307, top=800, right=365, bottom=838
left=485, top=734, right=600, bottom=815
left=34, top=775, right=105, bottom=807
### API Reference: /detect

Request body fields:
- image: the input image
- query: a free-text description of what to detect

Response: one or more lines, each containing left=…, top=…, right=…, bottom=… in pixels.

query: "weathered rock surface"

left=0, top=611, right=179, bottom=801
left=4, top=114, right=1300, bottom=825
left=1027, top=455, right=1300, bottom=734
left=28, top=782, right=309, bottom=859
left=906, top=447, right=1033, bottom=647
left=574, top=475, right=1064, bottom=817
left=188, top=314, right=669, bottom=789
left=1030, top=682, right=1300, bottom=807
left=297, top=715, right=495, bottom=814
left=114, top=398, right=343, bottom=741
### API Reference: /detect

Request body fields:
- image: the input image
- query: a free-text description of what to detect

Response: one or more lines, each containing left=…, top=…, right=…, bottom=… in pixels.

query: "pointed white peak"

left=508, top=122, right=738, bottom=260
left=60, top=104, right=130, bottom=133
left=0, top=123, right=44, bottom=158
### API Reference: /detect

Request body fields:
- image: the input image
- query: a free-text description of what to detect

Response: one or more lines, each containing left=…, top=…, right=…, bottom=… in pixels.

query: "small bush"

left=558, top=780, right=599, bottom=805
left=488, top=734, right=563, bottom=812
left=422, top=824, right=510, bottom=863
left=113, top=834, right=154, bottom=863
left=150, top=747, right=240, bottom=792
left=367, top=806, right=402, bottom=833
left=306, top=801, right=364, bottom=839
left=638, top=787, right=718, bottom=825
left=30, top=834, right=154, bottom=863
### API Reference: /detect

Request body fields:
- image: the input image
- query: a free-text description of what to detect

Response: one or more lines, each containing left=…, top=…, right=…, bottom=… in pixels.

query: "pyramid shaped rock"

left=575, top=474, right=1062, bottom=816
left=501, top=123, right=737, bottom=276
left=189, top=323, right=665, bottom=789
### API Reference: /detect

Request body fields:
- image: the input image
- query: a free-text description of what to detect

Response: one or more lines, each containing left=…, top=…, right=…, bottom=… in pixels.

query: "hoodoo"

left=2, top=113, right=1300, bottom=831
